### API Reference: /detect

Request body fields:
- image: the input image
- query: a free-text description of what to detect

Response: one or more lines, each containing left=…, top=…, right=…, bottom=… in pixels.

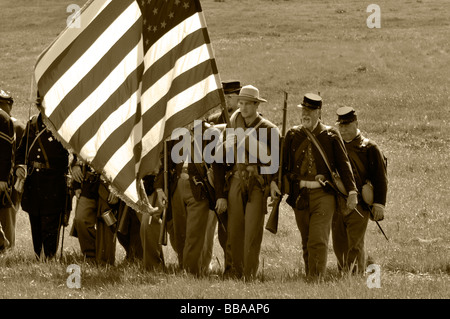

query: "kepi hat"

left=298, top=93, right=322, bottom=110
left=222, top=81, right=241, bottom=95
left=336, top=106, right=357, bottom=124
left=236, top=85, right=267, bottom=103
left=0, top=89, right=13, bottom=104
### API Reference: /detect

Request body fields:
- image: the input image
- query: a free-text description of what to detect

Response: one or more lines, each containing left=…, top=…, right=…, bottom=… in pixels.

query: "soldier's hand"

left=108, top=192, right=118, bottom=205
left=72, top=165, right=84, bottom=183
left=0, top=181, right=8, bottom=192
left=16, top=166, right=26, bottom=179
left=346, top=192, right=358, bottom=211
left=156, top=188, right=168, bottom=208
left=75, top=189, right=81, bottom=199
left=215, top=198, right=227, bottom=214
left=270, top=180, right=281, bottom=200
left=371, top=204, right=385, bottom=221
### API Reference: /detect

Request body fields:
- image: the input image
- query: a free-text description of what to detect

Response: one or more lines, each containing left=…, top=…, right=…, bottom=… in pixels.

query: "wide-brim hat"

left=0, top=89, right=13, bottom=104
left=236, top=85, right=267, bottom=103
left=336, top=106, right=357, bottom=124
left=222, top=80, right=241, bottom=95
left=298, top=93, right=322, bottom=110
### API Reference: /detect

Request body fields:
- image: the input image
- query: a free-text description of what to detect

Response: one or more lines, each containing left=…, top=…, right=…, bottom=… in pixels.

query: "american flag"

left=34, top=0, right=225, bottom=213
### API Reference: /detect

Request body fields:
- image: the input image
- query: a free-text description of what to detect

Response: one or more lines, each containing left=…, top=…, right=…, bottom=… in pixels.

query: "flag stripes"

left=50, top=21, right=143, bottom=133
left=34, top=0, right=225, bottom=212
left=34, top=0, right=112, bottom=82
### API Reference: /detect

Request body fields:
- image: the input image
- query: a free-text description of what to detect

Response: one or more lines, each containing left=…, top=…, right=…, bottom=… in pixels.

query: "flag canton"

left=138, top=0, right=200, bottom=52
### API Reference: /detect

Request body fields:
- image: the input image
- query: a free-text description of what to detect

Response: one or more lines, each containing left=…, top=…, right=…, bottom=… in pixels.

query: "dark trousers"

left=332, top=204, right=370, bottom=274
left=293, top=188, right=335, bottom=279
left=28, top=212, right=62, bottom=259
left=117, top=207, right=144, bottom=262
left=0, top=206, right=16, bottom=249
left=73, top=196, right=116, bottom=264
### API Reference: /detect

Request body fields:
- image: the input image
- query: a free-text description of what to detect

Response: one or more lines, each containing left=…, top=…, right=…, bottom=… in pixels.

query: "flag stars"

left=161, top=21, right=166, bottom=28
left=153, top=8, right=158, bottom=15
left=183, top=2, right=189, bottom=9
left=153, top=25, right=157, bottom=32
left=168, top=11, right=174, bottom=19
left=175, top=0, right=180, bottom=5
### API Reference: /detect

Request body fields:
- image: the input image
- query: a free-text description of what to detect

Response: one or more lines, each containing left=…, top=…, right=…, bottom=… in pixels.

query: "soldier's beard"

left=301, top=117, right=318, bottom=131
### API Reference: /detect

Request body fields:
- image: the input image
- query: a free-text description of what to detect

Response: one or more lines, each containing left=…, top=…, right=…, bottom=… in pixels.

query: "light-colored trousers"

left=171, top=178, right=210, bottom=276
left=227, top=176, right=265, bottom=280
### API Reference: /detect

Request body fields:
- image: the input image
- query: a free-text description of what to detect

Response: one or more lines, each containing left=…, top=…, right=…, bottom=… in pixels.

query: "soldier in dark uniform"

left=0, top=89, right=15, bottom=252
left=155, top=123, right=227, bottom=277
left=116, top=200, right=144, bottom=263
left=71, top=161, right=119, bottom=265
left=332, top=106, right=388, bottom=274
left=0, top=89, right=26, bottom=249
left=207, top=80, right=241, bottom=125
left=116, top=173, right=165, bottom=271
left=201, top=80, right=241, bottom=275
left=270, top=93, right=358, bottom=280
left=15, top=110, right=70, bottom=260
left=138, top=174, right=165, bottom=271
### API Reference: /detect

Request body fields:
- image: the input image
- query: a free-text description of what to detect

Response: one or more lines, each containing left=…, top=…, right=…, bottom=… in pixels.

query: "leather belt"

left=299, top=180, right=321, bottom=189
left=32, top=162, right=49, bottom=169
left=180, top=167, right=189, bottom=180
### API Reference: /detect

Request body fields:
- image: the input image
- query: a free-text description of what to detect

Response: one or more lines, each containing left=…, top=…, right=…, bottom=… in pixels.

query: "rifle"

left=158, top=140, right=169, bottom=246
left=265, top=91, right=288, bottom=234
left=60, top=173, right=74, bottom=260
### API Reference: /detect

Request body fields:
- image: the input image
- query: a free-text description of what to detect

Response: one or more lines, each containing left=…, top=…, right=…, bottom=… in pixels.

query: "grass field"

left=1, top=0, right=450, bottom=301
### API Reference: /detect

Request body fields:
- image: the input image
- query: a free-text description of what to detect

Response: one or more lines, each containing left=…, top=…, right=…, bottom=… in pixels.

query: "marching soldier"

left=0, top=89, right=26, bottom=249
left=136, top=174, right=165, bottom=271
left=200, top=80, right=241, bottom=275
left=71, top=160, right=119, bottom=265
left=270, top=93, right=358, bottom=280
left=207, top=80, right=241, bottom=125
left=0, top=89, right=15, bottom=252
left=15, top=105, right=70, bottom=260
left=155, top=122, right=227, bottom=277
left=222, top=85, right=279, bottom=281
left=332, top=106, right=388, bottom=274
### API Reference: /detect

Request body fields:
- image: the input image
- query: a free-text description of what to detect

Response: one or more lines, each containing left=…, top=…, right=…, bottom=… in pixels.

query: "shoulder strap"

left=301, top=126, right=334, bottom=175
left=34, top=119, right=51, bottom=168
left=27, top=124, right=46, bottom=159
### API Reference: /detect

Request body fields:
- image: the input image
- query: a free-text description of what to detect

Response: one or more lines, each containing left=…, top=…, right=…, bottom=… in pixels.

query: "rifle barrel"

left=265, top=91, right=288, bottom=234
